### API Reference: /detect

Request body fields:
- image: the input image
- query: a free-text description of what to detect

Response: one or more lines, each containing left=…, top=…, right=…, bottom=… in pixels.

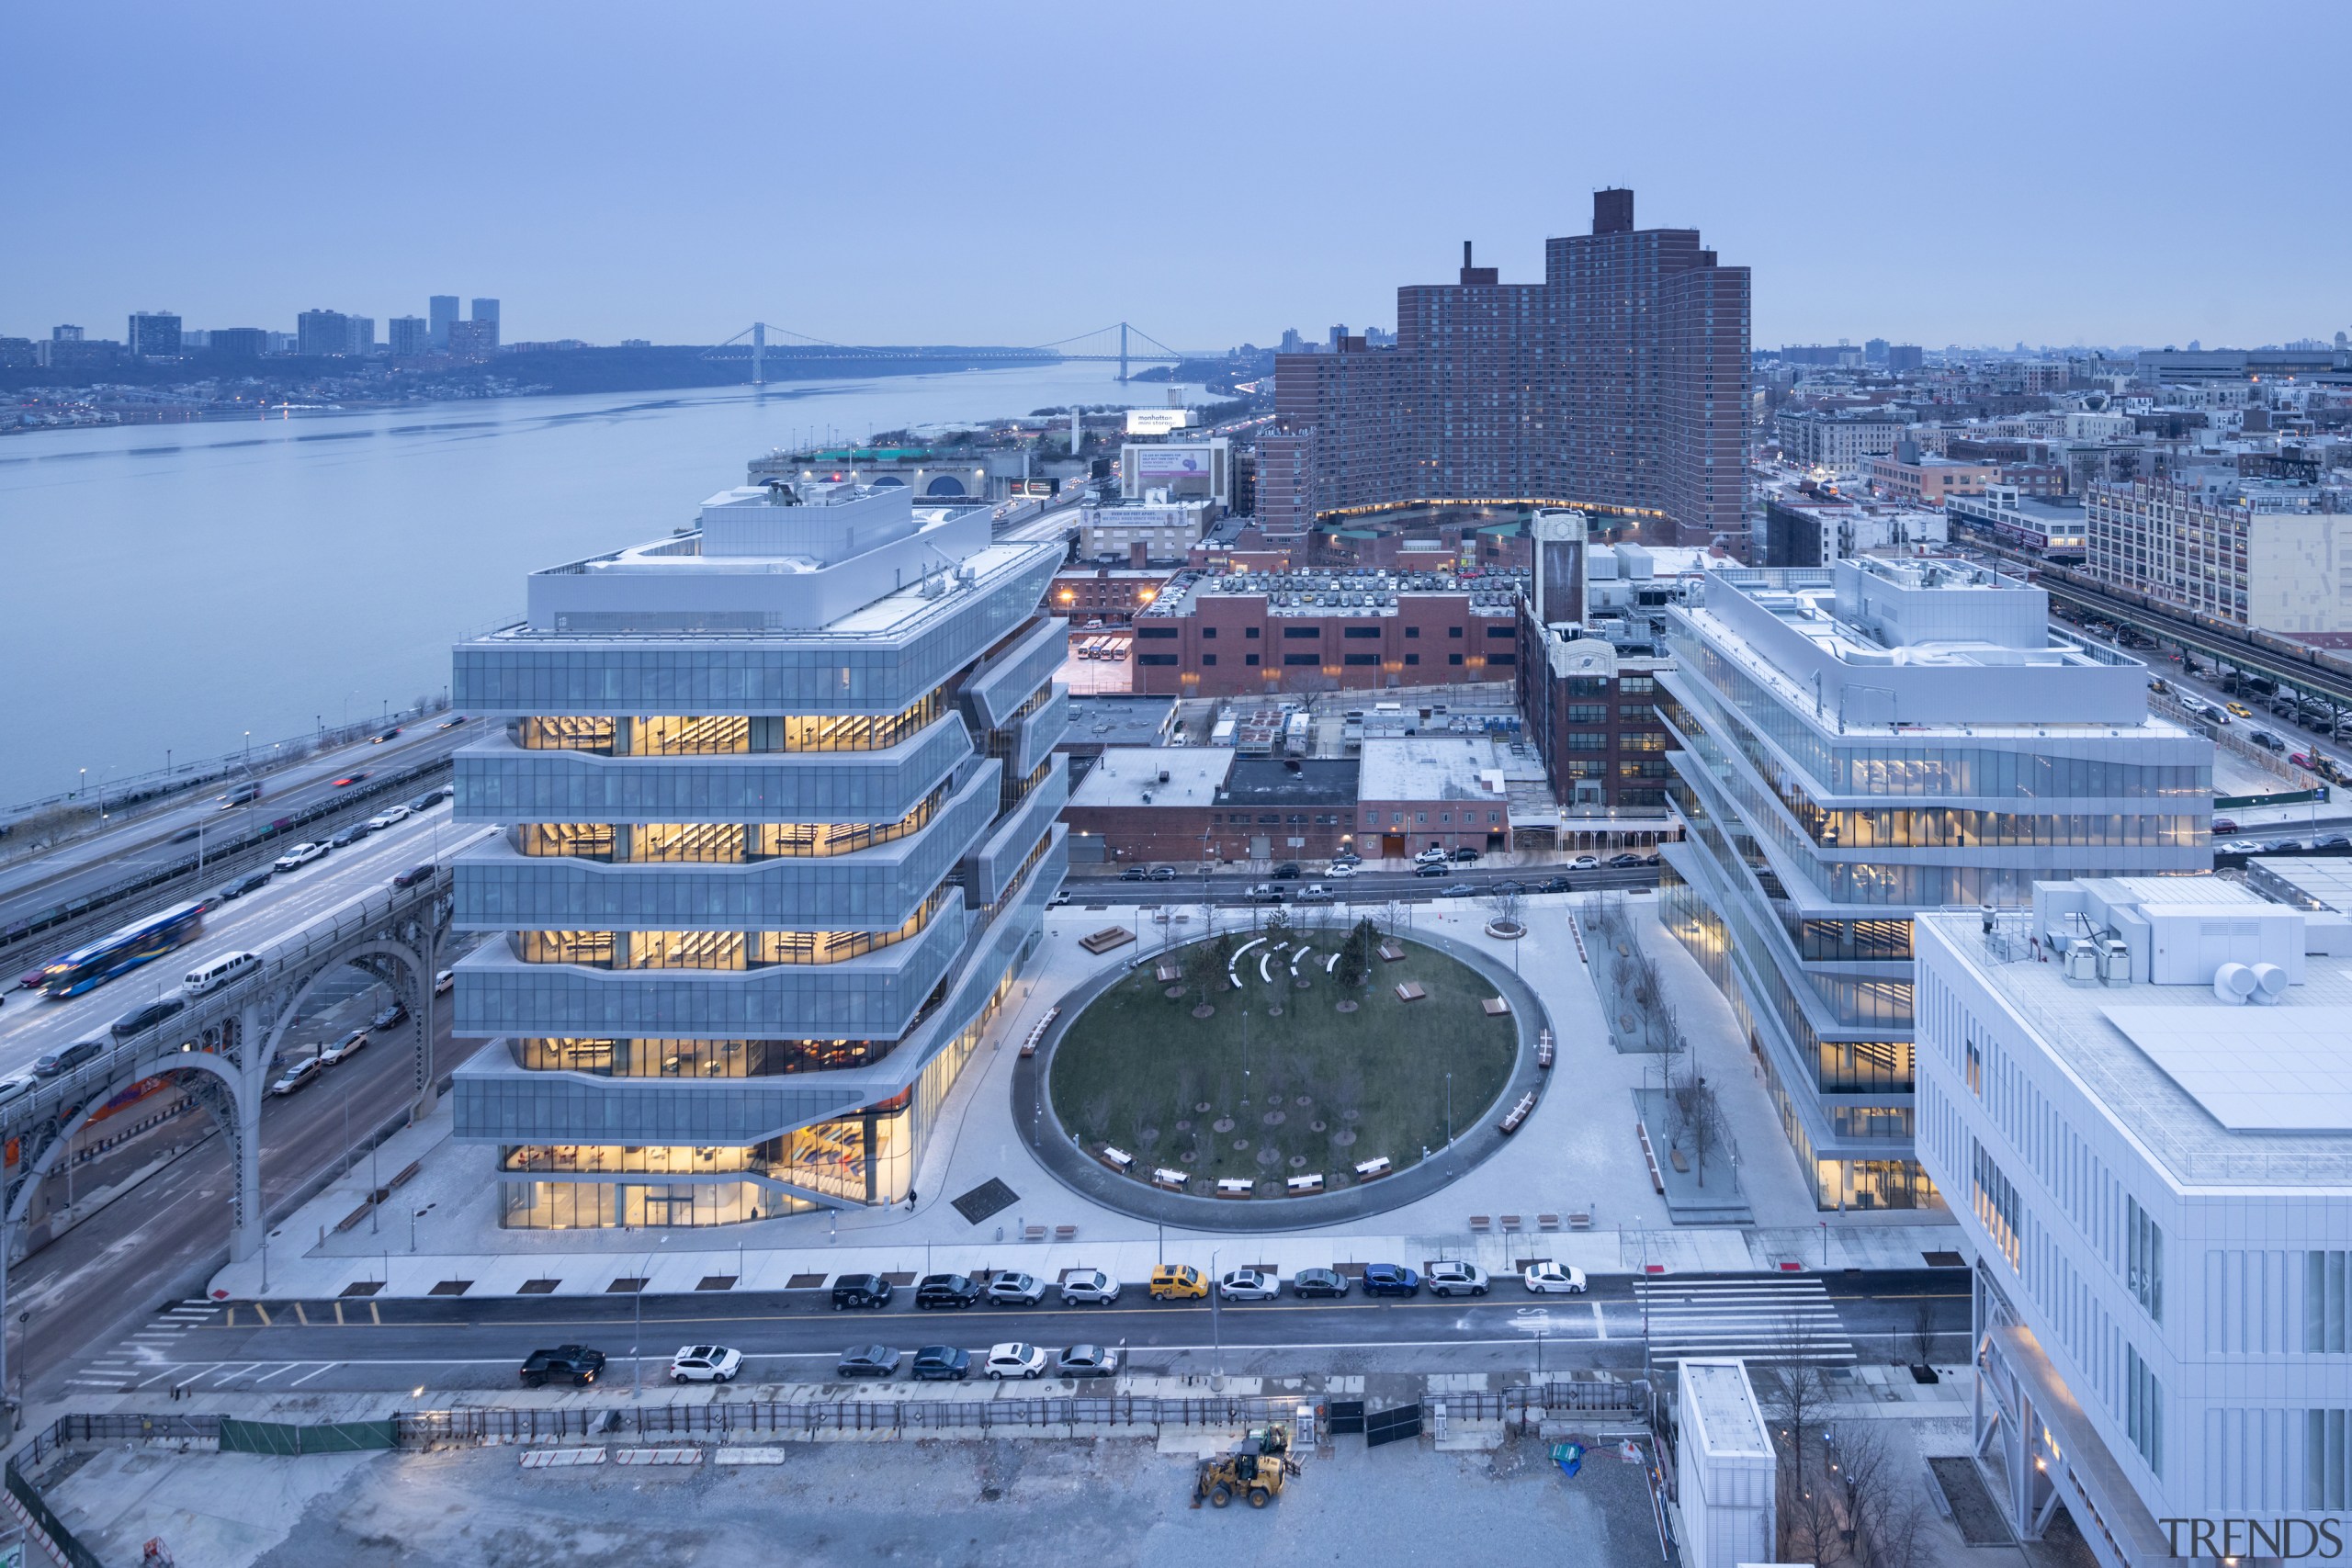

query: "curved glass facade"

left=449, top=484, right=1066, bottom=1227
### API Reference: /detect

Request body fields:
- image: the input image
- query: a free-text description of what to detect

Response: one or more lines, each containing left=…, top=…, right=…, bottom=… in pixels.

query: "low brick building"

left=1061, top=748, right=1360, bottom=867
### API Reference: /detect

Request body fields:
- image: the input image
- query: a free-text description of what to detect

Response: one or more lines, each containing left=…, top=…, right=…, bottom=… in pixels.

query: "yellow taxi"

left=1148, top=1264, right=1209, bottom=1301
left=2227, top=702, right=2254, bottom=718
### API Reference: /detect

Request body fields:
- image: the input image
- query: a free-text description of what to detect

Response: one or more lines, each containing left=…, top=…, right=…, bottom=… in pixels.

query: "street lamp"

left=1208, top=1247, right=1224, bottom=1391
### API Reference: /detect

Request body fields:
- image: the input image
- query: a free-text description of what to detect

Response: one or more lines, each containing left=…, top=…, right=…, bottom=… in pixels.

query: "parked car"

left=111, top=996, right=187, bottom=1039
left=1120, top=866, right=1147, bottom=881
left=391, top=863, right=436, bottom=888
left=519, top=1346, right=605, bottom=1387
left=910, top=1346, right=972, bottom=1382
left=1414, top=847, right=1446, bottom=865
left=2318, top=835, right=2352, bottom=852
left=1057, top=1344, right=1118, bottom=1379
left=831, top=1274, right=893, bottom=1311
left=318, top=1028, right=368, bottom=1066
left=1324, top=863, right=1355, bottom=878
left=1522, top=1262, right=1589, bottom=1294
left=1218, top=1269, right=1280, bottom=1302
left=1414, top=864, right=1447, bottom=877
left=268, top=1056, right=322, bottom=1096
left=983, top=1342, right=1048, bottom=1381
left=2210, top=818, right=2238, bottom=835
left=835, top=1345, right=901, bottom=1379
left=1452, top=847, right=1480, bottom=863
left=368, top=806, right=413, bottom=829
left=33, top=1040, right=106, bottom=1078
left=1607, top=852, right=1653, bottom=868
left=915, top=1274, right=984, bottom=1310
left=1289, top=1268, right=1350, bottom=1299
left=668, top=1346, right=742, bottom=1384
left=1148, top=1264, right=1209, bottom=1301
left=986, top=1272, right=1046, bottom=1307
left=1360, top=1264, right=1420, bottom=1298
left=1148, top=865, right=1176, bottom=881
left=1426, top=1262, right=1490, bottom=1298
left=1057, top=1269, right=1120, bottom=1305
left=272, top=841, right=328, bottom=872
left=1566, top=854, right=1600, bottom=871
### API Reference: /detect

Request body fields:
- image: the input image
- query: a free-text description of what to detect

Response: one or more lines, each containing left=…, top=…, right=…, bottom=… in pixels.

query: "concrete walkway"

left=208, top=892, right=1960, bottom=1303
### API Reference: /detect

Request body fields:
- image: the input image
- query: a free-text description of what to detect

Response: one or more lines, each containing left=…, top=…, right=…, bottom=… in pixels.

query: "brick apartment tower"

left=1269, top=189, right=1750, bottom=547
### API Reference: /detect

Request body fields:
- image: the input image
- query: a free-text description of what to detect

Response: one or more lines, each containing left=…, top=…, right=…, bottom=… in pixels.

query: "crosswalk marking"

left=1633, top=1277, right=1856, bottom=1364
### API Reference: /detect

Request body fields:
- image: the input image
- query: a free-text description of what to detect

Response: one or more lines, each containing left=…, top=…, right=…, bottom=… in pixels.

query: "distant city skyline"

left=6, top=2, right=2348, bottom=351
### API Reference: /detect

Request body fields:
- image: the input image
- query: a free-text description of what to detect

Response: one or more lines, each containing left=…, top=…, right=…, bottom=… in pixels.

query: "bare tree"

left=1769, top=1314, right=1838, bottom=1562
left=1908, top=1298, right=1939, bottom=1370
left=12, top=802, right=83, bottom=852
left=1669, top=1070, right=1725, bottom=1188
left=1483, top=885, right=1524, bottom=931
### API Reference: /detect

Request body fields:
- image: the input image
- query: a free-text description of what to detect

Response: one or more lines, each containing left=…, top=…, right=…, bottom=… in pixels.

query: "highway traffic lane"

left=17, top=1012, right=487, bottom=1404
left=0, top=808, right=490, bottom=1071
left=0, top=721, right=473, bottom=912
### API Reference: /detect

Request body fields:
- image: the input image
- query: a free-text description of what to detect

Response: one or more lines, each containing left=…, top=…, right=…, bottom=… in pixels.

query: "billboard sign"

left=1125, top=409, right=1191, bottom=434
left=1135, top=448, right=1208, bottom=481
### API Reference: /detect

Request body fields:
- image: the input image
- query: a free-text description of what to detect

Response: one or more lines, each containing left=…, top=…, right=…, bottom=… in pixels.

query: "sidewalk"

left=210, top=892, right=1960, bottom=1303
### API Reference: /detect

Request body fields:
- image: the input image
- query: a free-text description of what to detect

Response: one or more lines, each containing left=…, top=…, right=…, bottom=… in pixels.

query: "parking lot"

left=48, top=1426, right=1678, bottom=1567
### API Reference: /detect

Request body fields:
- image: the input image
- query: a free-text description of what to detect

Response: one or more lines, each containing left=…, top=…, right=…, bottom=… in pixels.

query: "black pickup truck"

left=518, top=1345, right=606, bottom=1387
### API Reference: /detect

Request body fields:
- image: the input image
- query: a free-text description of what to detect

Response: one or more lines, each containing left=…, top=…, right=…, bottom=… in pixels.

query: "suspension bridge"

left=701, top=321, right=1211, bottom=384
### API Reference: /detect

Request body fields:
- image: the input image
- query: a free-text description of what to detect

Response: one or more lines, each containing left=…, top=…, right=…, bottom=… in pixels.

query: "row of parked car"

left=511, top=1340, right=1120, bottom=1389
left=826, top=1259, right=1588, bottom=1311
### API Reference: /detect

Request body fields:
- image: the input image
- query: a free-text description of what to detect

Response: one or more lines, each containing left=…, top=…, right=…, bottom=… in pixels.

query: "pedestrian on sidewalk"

left=907, top=1189, right=918, bottom=1213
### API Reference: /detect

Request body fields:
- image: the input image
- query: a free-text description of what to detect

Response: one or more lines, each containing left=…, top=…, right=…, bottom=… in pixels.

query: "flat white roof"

left=2102, top=1005, right=2352, bottom=1132
left=1357, top=738, right=1544, bottom=803
left=1681, top=1360, right=1770, bottom=1458
left=1067, top=748, right=1236, bottom=810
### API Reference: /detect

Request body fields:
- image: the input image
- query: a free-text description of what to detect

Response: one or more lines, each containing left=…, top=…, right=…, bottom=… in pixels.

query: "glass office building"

left=1654, top=558, right=2210, bottom=1210
left=447, top=479, right=1068, bottom=1226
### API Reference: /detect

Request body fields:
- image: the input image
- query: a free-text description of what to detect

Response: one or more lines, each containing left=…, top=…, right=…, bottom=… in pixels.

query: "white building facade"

left=1657, top=560, right=2211, bottom=1210
left=1917, top=879, right=2352, bottom=1564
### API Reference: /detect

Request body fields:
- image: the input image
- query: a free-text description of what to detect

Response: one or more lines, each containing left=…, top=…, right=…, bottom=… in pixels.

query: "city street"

left=10, top=1005, right=488, bottom=1410
left=62, top=1268, right=1967, bottom=1394
left=1059, top=862, right=1659, bottom=908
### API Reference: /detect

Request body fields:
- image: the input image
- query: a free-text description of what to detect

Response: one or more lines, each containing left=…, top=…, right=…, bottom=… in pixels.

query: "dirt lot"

left=51, top=1428, right=1676, bottom=1567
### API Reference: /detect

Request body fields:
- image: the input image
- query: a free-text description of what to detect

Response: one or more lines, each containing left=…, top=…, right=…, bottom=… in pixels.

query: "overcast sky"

left=7, top=1, right=2346, bottom=355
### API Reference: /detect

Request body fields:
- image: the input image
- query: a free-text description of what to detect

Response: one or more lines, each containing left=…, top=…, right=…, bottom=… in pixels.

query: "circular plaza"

left=1026, top=916, right=1546, bottom=1228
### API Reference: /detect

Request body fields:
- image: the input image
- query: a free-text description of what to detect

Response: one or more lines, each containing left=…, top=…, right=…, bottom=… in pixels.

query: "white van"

left=185, top=950, right=260, bottom=996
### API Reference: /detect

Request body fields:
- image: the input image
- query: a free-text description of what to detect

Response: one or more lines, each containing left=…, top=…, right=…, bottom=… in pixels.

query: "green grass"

left=1049, top=931, right=1517, bottom=1190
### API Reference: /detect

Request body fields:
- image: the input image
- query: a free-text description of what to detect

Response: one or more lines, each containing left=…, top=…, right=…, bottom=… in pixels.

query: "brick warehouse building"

left=1062, top=749, right=1360, bottom=866
left=1266, top=188, right=1750, bottom=548
left=1126, top=564, right=1528, bottom=698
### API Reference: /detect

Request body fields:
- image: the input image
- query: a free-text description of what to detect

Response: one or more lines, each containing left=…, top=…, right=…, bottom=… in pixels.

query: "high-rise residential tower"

left=1268, top=189, right=1751, bottom=547
left=447, top=478, right=1069, bottom=1227
left=428, top=295, right=459, bottom=351
left=127, top=311, right=181, bottom=358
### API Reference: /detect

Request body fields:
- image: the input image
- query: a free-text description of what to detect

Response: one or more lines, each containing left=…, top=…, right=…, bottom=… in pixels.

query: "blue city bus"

left=40, top=901, right=206, bottom=998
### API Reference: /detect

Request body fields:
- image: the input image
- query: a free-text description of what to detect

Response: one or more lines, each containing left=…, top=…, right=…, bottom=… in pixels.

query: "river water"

left=0, top=367, right=1188, bottom=807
